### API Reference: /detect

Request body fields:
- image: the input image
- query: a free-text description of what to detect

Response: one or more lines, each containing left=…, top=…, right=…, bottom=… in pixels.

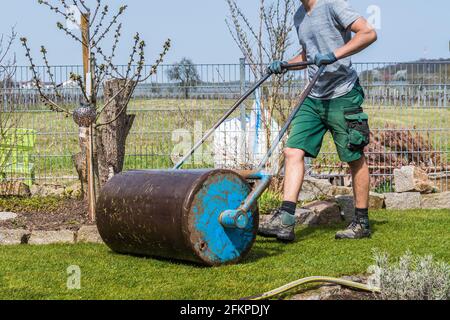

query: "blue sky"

left=1, top=0, right=449, bottom=66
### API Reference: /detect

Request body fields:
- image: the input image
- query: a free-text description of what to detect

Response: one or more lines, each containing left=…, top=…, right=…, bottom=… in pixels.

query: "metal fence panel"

left=0, top=61, right=448, bottom=192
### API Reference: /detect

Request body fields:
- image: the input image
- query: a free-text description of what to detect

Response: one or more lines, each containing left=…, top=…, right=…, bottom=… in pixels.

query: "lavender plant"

left=370, top=251, right=450, bottom=300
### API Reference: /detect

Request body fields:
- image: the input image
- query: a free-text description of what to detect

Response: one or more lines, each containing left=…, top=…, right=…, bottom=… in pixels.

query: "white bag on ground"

left=213, top=90, right=281, bottom=171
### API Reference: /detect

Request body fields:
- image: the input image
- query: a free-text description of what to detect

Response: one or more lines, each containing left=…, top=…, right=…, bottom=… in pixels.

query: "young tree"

left=167, top=58, right=200, bottom=99
left=225, top=0, right=298, bottom=170
left=0, top=28, right=19, bottom=173
left=21, top=0, right=171, bottom=220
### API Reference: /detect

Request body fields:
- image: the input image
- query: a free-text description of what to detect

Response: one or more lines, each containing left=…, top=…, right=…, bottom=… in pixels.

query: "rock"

left=28, top=230, right=75, bottom=245
left=0, top=182, right=31, bottom=198
left=295, top=208, right=315, bottom=225
left=329, top=186, right=354, bottom=196
left=369, top=192, right=385, bottom=210
left=0, top=212, right=18, bottom=221
left=299, top=200, right=343, bottom=226
left=298, top=177, right=333, bottom=202
left=30, top=184, right=67, bottom=198
left=394, top=166, right=437, bottom=194
left=384, top=192, right=421, bottom=210
left=335, top=196, right=354, bottom=222
left=77, top=225, right=103, bottom=244
left=335, top=192, right=385, bottom=222
left=421, top=192, right=450, bottom=209
left=291, top=275, right=369, bottom=300
left=0, top=229, right=30, bottom=245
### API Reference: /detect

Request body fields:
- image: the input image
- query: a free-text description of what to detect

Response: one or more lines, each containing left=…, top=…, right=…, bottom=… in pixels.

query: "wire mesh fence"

left=1, top=60, right=449, bottom=192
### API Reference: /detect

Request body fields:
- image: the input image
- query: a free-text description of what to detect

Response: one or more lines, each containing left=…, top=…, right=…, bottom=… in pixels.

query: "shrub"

left=369, top=251, right=450, bottom=300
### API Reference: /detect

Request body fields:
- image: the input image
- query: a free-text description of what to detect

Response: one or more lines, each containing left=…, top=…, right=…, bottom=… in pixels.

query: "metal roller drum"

left=96, top=169, right=259, bottom=266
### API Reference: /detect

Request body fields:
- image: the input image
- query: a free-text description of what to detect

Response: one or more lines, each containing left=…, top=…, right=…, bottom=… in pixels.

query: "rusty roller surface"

left=96, top=169, right=259, bottom=266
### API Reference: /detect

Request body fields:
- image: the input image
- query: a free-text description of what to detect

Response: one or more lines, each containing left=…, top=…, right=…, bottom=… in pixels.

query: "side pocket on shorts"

left=344, top=111, right=370, bottom=152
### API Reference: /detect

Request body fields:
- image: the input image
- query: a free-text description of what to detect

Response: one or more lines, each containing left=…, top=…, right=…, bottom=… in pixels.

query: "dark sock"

left=281, top=201, right=297, bottom=216
left=355, top=208, right=370, bottom=227
left=355, top=208, right=369, bottom=218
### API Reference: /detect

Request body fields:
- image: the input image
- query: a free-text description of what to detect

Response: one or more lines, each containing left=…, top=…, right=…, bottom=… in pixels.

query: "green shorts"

left=286, top=82, right=370, bottom=163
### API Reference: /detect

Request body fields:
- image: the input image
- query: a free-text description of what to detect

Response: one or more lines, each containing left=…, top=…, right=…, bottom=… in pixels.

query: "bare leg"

left=258, top=148, right=305, bottom=242
left=348, top=156, right=370, bottom=208
left=283, top=148, right=306, bottom=203
left=335, top=155, right=372, bottom=239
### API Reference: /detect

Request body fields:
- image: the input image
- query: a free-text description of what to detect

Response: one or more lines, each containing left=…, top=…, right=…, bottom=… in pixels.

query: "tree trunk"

left=73, top=128, right=89, bottom=198
left=95, top=78, right=136, bottom=188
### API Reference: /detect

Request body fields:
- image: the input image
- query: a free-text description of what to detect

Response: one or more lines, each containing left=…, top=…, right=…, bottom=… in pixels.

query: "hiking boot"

left=335, top=216, right=371, bottom=240
left=258, top=209, right=296, bottom=242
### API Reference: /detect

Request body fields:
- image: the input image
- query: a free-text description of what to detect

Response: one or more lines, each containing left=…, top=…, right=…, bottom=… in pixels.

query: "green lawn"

left=0, top=209, right=449, bottom=300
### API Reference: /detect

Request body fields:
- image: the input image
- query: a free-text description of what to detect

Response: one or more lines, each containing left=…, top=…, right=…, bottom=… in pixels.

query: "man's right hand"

left=268, top=60, right=287, bottom=74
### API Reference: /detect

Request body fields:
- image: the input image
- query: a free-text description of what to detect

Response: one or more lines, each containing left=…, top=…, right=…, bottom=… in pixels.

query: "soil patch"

left=0, top=197, right=91, bottom=231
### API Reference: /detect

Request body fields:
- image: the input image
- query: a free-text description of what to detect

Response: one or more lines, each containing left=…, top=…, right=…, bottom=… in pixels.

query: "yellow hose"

left=246, top=276, right=381, bottom=300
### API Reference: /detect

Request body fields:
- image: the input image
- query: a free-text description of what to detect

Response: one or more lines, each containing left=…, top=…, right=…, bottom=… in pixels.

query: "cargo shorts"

left=286, top=82, right=370, bottom=163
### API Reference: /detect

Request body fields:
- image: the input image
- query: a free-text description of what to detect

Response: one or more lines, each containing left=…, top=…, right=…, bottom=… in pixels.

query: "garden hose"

left=245, top=276, right=381, bottom=300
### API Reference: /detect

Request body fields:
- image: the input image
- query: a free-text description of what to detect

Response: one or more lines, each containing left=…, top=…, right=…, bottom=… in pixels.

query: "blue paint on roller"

left=191, top=174, right=256, bottom=264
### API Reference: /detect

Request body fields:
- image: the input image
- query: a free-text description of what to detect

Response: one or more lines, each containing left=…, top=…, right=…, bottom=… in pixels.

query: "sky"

left=0, top=0, right=449, bottom=66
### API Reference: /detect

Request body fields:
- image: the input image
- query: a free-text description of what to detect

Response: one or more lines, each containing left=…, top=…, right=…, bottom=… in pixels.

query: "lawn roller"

left=96, top=62, right=325, bottom=266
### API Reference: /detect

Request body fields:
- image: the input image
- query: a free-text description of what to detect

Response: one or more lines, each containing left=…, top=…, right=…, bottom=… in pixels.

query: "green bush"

left=369, top=251, right=450, bottom=300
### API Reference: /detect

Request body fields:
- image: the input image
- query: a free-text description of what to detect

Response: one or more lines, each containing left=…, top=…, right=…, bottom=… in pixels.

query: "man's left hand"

left=314, top=52, right=338, bottom=66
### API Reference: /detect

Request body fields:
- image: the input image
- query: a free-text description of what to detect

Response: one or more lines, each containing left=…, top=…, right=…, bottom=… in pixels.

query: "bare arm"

left=334, top=17, right=377, bottom=60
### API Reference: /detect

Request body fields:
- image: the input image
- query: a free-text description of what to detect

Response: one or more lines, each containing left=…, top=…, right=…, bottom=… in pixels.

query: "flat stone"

left=329, top=186, right=354, bottom=196
left=0, top=182, right=31, bottom=198
left=77, top=225, right=103, bottom=244
left=31, top=184, right=67, bottom=198
left=300, top=200, right=343, bottom=226
left=384, top=192, right=421, bottom=210
left=421, top=192, right=450, bottom=209
left=0, top=212, right=18, bottom=221
left=28, top=230, right=75, bottom=245
left=0, top=229, right=30, bottom=245
left=394, top=166, right=436, bottom=194
left=298, top=177, right=333, bottom=202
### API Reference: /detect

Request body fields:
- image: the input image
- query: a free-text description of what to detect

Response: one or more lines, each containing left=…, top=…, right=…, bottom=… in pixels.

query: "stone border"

left=1, top=189, right=448, bottom=246
left=383, top=192, right=450, bottom=210
left=0, top=225, right=103, bottom=246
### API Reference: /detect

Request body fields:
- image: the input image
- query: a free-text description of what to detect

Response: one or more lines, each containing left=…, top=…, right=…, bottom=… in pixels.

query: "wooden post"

left=81, top=12, right=96, bottom=222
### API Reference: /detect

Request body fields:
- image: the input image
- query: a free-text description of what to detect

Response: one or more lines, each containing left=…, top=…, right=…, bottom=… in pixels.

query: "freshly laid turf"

left=0, top=209, right=449, bottom=300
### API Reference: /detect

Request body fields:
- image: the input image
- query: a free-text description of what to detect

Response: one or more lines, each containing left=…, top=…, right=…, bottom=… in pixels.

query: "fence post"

left=445, top=83, right=447, bottom=109
left=239, top=58, right=247, bottom=164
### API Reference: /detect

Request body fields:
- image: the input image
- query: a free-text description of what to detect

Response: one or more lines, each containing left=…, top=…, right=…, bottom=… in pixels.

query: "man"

left=259, top=0, right=377, bottom=242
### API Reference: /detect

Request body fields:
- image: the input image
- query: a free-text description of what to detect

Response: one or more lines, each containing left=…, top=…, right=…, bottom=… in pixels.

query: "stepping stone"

left=0, top=229, right=30, bottom=245
left=0, top=212, right=18, bottom=221
left=28, top=230, right=75, bottom=245
left=77, top=225, right=104, bottom=244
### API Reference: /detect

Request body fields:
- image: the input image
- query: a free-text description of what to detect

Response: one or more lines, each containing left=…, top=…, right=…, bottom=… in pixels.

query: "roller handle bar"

left=173, top=60, right=315, bottom=170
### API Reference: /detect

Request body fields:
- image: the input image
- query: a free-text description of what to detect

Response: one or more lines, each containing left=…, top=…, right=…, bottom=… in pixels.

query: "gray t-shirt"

left=294, top=0, right=361, bottom=99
